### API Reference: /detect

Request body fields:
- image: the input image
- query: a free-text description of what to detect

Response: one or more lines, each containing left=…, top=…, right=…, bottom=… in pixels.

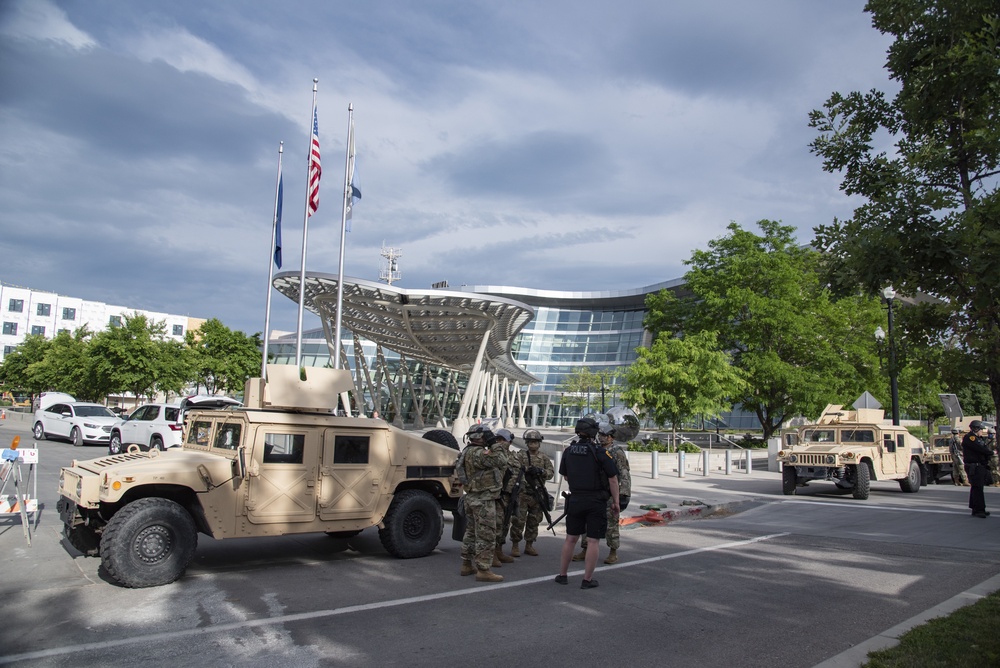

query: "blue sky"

left=0, top=0, right=894, bottom=336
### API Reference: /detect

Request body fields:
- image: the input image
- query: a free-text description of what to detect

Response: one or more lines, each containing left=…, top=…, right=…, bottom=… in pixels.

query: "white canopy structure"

left=272, top=272, right=538, bottom=436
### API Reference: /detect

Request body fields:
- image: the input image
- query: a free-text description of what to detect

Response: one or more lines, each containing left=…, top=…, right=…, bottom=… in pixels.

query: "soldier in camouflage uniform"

left=492, top=429, right=517, bottom=567
left=949, top=429, right=970, bottom=485
left=574, top=422, right=632, bottom=565
left=987, top=427, right=1000, bottom=487
left=458, top=425, right=509, bottom=583
left=508, top=429, right=555, bottom=557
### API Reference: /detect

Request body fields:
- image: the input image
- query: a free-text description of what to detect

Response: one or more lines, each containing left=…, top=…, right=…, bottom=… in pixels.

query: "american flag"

left=308, top=108, right=321, bottom=217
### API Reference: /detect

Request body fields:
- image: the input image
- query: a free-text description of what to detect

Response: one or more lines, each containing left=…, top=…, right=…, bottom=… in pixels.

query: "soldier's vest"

left=463, top=445, right=503, bottom=494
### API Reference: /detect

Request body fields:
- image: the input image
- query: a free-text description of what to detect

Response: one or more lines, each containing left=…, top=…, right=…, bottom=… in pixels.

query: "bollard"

left=679, top=451, right=686, bottom=478
left=554, top=451, right=562, bottom=484
left=702, top=450, right=709, bottom=476
left=745, top=449, right=752, bottom=474
left=651, top=450, right=659, bottom=479
left=725, top=450, right=732, bottom=475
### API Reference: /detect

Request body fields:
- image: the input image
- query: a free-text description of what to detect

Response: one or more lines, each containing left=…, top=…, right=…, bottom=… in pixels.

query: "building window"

left=173, top=324, right=184, bottom=336
left=58, top=328, right=70, bottom=335
left=3, top=345, right=14, bottom=355
left=2, top=322, right=17, bottom=336
left=37, top=303, right=51, bottom=317
left=62, top=307, right=76, bottom=320
left=8, top=299, right=23, bottom=313
left=31, top=326, right=45, bottom=336
left=109, top=315, right=122, bottom=328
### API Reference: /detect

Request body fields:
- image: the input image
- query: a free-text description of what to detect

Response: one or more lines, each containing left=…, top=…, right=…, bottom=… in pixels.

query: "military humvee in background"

left=777, top=403, right=923, bottom=499
left=921, top=415, right=985, bottom=484
left=57, top=366, right=461, bottom=588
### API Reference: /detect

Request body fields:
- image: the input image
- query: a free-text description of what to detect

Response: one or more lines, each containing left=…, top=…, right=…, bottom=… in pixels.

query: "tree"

left=186, top=319, right=262, bottom=395
left=646, top=220, right=888, bottom=439
left=623, top=330, right=746, bottom=443
left=89, top=313, right=167, bottom=406
left=809, top=0, right=1000, bottom=418
left=555, top=366, right=623, bottom=415
left=30, top=327, right=96, bottom=401
left=0, top=334, right=51, bottom=401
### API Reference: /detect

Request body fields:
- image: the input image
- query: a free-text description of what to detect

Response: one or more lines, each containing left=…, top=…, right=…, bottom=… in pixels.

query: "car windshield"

left=75, top=405, right=116, bottom=418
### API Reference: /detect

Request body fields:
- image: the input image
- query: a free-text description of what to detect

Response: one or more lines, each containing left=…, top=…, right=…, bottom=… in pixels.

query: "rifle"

left=546, top=491, right=572, bottom=531
left=525, top=466, right=557, bottom=535
left=500, top=466, right=525, bottom=538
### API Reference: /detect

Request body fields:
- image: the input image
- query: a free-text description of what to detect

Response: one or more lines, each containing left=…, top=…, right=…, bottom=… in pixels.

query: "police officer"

left=949, top=428, right=970, bottom=486
left=573, top=422, right=632, bottom=564
left=962, top=420, right=993, bottom=518
left=458, top=425, right=509, bottom=582
left=509, top=429, right=555, bottom=557
left=554, top=417, right=620, bottom=589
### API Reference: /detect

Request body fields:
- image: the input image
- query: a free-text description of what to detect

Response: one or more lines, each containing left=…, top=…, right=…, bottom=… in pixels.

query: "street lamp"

left=874, top=286, right=900, bottom=426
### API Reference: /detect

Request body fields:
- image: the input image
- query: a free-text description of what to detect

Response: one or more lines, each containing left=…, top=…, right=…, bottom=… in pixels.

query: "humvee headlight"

left=778, top=450, right=786, bottom=458
left=826, top=455, right=836, bottom=464
left=789, top=455, right=798, bottom=463
left=76, top=479, right=82, bottom=496
left=59, top=470, right=65, bottom=490
left=842, top=452, right=855, bottom=460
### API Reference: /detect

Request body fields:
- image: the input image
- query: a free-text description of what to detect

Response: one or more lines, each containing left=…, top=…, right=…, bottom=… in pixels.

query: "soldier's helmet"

left=597, top=422, right=616, bottom=439
left=970, top=420, right=985, bottom=432
left=466, top=424, right=496, bottom=445
left=495, top=428, right=514, bottom=443
left=951, top=428, right=961, bottom=434
left=575, top=417, right=600, bottom=439
left=523, top=429, right=543, bottom=442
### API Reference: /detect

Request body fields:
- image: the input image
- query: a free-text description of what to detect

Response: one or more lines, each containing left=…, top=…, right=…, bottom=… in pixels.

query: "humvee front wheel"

left=379, top=489, right=443, bottom=558
left=851, top=463, right=871, bottom=500
left=899, top=459, right=921, bottom=493
left=100, top=497, right=198, bottom=588
left=781, top=466, right=797, bottom=495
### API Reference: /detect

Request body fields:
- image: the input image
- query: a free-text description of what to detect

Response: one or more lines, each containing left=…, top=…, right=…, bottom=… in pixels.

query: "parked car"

left=108, top=403, right=183, bottom=454
left=33, top=401, right=119, bottom=446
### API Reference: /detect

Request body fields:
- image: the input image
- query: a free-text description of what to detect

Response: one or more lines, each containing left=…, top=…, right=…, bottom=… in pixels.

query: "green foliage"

left=556, top=367, right=623, bottom=415
left=623, top=330, right=746, bottom=436
left=645, top=220, right=888, bottom=439
left=0, top=334, right=51, bottom=399
left=186, top=319, right=263, bottom=395
left=88, top=313, right=168, bottom=402
left=626, top=438, right=700, bottom=453
left=809, top=0, right=1000, bottom=419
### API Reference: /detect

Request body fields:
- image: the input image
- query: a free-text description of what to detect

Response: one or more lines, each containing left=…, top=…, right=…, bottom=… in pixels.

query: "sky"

left=0, top=0, right=896, bottom=337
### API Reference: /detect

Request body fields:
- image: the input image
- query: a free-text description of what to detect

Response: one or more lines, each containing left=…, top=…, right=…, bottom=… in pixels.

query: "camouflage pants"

left=953, top=454, right=969, bottom=485
left=605, top=498, right=621, bottom=550
left=990, top=455, right=1000, bottom=486
left=461, top=492, right=498, bottom=570
left=510, top=489, right=545, bottom=544
left=495, top=497, right=510, bottom=547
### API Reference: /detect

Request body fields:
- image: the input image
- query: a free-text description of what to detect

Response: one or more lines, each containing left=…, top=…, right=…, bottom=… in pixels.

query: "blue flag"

left=274, top=174, right=283, bottom=268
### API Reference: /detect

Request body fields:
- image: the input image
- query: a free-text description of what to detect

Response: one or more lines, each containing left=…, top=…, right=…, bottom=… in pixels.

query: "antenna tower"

left=379, top=242, right=402, bottom=285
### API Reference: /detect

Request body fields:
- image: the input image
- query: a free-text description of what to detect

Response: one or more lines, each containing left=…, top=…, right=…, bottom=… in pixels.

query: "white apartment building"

left=0, top=282, right=205, bottom=363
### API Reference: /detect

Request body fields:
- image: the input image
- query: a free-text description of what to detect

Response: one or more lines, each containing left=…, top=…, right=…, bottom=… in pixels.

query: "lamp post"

left=874, top=286, right=900, bottom=426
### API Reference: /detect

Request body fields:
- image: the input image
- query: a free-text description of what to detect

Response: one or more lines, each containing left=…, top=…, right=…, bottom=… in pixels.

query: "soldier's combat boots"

left=476, top=569, right=503, bottom=583
left=495, top=546, right=514, bottom=564
left=603, top=548, right=618, bottom=564
left=524, top=542, right=538, bottom=556
left=572, top=546, right=587, bottom=561
left=510, top=541, right=520, bottom=557
left=460, top=559, right=476, bottom=576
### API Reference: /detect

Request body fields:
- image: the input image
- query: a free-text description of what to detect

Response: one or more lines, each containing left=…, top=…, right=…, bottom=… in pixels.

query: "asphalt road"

left=1, top=420, right=998, bottom=668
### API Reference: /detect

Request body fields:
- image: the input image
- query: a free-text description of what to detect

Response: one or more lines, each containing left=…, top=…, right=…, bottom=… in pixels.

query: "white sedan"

left=108, top=403, right=183, bottom=454
left=33, top=401, right=119, bottom=446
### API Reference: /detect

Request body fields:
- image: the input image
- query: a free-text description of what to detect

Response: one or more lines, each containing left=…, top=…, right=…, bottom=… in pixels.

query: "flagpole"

left=333, top=103, right=353, bottom=370
left=295, top=78, right=319, bottom=368
left=262, top=141, right=283, bottom=379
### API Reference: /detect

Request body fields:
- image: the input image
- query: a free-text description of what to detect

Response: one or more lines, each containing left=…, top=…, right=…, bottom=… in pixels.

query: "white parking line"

left=0, top=532, right=787, bottom=665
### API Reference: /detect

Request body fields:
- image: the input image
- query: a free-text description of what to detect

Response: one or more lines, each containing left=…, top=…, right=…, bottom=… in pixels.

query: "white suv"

left=33, top=401, right=119, bottom=446
left=108, top=403, right=183, bottom=454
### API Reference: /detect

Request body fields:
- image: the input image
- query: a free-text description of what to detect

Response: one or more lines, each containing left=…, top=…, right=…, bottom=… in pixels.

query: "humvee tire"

left=378, top=489, right=443, bottom=558
left=100, top=497, right=198, bottom=588
left=781, top=466, right=797, bottom=495
left=422, top=429, right=459, bottom=450
left=851, top=463, right=871, bottom=500
left=899, top=459, right=921, bottom=493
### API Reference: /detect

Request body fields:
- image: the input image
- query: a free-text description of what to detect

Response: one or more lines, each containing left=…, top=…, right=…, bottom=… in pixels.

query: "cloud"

left=0, top=0, right=96, bottom=49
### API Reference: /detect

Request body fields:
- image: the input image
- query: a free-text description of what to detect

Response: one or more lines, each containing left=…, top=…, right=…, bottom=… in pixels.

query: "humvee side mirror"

left=236, top=446, right=249, bottom=480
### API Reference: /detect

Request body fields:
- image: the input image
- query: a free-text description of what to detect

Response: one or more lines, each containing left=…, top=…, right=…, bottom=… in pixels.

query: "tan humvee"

left=777, top=404, right=923, bottom=499
left=56, top=366, right=461, bottom=588
left=922, top=415, right=984, bottom=484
